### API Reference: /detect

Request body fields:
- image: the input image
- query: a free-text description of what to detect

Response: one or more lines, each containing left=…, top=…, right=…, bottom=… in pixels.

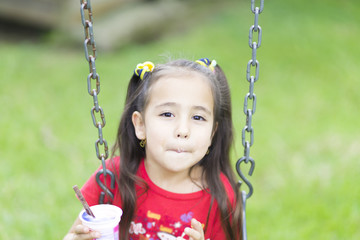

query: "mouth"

left=176, top=148, right=186, bottom=153
left=169, top=147, right=189, bottom=153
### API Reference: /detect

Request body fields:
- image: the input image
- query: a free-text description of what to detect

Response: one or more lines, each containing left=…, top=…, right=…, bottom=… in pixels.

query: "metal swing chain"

left=80, top=0, right=115, bottom=204
left=236, top=0, right=264, bottom=239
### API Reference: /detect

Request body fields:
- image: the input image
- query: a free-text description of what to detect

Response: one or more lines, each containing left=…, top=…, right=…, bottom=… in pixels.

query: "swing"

left=78, top=0, right=265, bottom=239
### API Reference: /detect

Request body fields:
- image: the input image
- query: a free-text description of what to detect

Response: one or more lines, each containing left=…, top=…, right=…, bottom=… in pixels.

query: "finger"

left=183, top=219, right=204, bottom=240
left=184, top=227, right=201, bottom=240
left=64, top=233, right=96, bottom=240
left=74, top=224, right=90, bottom=234
left=74, top=232, right=101, bottom=240
left=73, top=225, right=101, bottom=239
left=190, top=218, right=204, bottom=234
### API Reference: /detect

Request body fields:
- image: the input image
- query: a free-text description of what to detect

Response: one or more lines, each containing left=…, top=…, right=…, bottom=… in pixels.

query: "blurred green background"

left=1, top=0, right=359, bottom=239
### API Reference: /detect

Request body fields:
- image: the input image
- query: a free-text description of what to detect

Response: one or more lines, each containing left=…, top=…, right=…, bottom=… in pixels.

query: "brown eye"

left=193, top=115, right=205, bottom=121
left=160, top=112, right=174, bottom=117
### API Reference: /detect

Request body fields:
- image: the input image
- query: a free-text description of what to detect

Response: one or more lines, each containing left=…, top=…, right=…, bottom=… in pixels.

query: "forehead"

left=146, top=71, right=214, bottom=110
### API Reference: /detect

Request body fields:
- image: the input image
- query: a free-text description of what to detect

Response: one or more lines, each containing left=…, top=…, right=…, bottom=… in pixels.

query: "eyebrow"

left=193, top=106, right=212, bottom=116
left=155, top=102, right=212, bottom=115
left=155, top=102, right=177, bottom=108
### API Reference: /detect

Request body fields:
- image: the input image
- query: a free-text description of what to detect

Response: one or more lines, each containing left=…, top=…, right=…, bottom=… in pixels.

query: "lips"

left=175, top=148, right=186, bottom=153
left=168, top=147, right=189, bottom=153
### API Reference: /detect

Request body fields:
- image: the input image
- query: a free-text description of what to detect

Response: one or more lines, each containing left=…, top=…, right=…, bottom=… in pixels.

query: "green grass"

left=1, top=0, right=359, bottom=239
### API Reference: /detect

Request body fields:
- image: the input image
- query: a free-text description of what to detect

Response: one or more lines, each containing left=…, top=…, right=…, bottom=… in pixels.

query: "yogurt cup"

left=79, top=204, right=123, bottom=240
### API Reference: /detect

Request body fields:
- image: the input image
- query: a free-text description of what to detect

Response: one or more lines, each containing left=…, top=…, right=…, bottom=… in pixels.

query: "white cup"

left=79, top=204, right=123, bottom=240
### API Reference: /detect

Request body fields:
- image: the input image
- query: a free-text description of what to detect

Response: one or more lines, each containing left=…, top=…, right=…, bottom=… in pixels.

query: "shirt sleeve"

left=208, top=213, right=227, bottom=239
left=80, top=165, right=104, bottom=206
left=80, top=157, right=120, bottom=206
left=208, top=174, right=237, bottom=240
left=220, top=173, right=236, bottom=207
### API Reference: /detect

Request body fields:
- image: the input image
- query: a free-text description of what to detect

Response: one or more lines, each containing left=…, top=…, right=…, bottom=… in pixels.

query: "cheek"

left=198, top=128, right=214, bottom=148
left=206, top=134, right=213, bottom=148
left=145, top=124, right=168, bottom=145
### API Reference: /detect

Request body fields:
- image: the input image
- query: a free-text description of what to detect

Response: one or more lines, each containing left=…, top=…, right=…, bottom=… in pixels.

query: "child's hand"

left=63, top=224, right=101, bottom=240
left=177, top=218, right=205, bottom=240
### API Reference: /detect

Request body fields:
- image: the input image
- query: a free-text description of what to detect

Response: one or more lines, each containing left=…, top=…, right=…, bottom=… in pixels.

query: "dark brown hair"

left=112, top=59, right=242, bottom=240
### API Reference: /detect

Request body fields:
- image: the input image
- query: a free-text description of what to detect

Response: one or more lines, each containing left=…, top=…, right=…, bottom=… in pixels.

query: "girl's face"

left=132, top=72, right=216, bottom=177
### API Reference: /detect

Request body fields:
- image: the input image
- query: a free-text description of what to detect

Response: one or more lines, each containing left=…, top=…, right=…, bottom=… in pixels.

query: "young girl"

left=64, top=58, right=242, bottom=240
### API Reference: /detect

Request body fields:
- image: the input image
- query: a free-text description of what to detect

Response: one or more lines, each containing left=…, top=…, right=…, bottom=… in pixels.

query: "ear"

left=132, top=111, right=146, bottom=140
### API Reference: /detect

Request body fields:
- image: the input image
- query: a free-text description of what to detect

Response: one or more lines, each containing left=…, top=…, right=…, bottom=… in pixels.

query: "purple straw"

left=73, top=185, right=95, bottom=218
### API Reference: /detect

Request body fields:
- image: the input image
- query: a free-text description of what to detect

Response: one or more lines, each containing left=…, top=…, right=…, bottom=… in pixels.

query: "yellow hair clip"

left=134, top=61, right=155, bottom=80
left=209, top=60, right=217, bottom=72
left=196, top=58, right=217, bottom=72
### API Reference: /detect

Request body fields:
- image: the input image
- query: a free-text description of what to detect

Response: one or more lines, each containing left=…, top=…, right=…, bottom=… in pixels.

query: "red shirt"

left=81, top=157, right=235, bottom=240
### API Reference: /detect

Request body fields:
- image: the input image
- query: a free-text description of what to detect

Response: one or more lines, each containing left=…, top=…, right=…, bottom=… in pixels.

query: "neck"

left=144, top=160, right=204, bottom=194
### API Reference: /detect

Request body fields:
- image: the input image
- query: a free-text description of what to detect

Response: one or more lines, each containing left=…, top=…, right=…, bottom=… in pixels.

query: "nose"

left=175, top=118, right=190, bottom=139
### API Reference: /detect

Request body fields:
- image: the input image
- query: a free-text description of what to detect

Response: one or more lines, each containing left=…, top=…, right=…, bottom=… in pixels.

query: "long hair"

left=112, top=59, right=242, bottom=240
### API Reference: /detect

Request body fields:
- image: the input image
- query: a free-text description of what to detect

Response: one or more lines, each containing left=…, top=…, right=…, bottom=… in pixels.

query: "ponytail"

left=195, top=58, right=242, bottom=239
left=112, top=61, right=154, bottom=240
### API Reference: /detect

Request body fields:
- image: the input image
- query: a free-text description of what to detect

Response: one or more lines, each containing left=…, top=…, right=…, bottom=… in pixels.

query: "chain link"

left=80, top=0, right=114, bottom=204
left=236, top=0, right=264, bottom=239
